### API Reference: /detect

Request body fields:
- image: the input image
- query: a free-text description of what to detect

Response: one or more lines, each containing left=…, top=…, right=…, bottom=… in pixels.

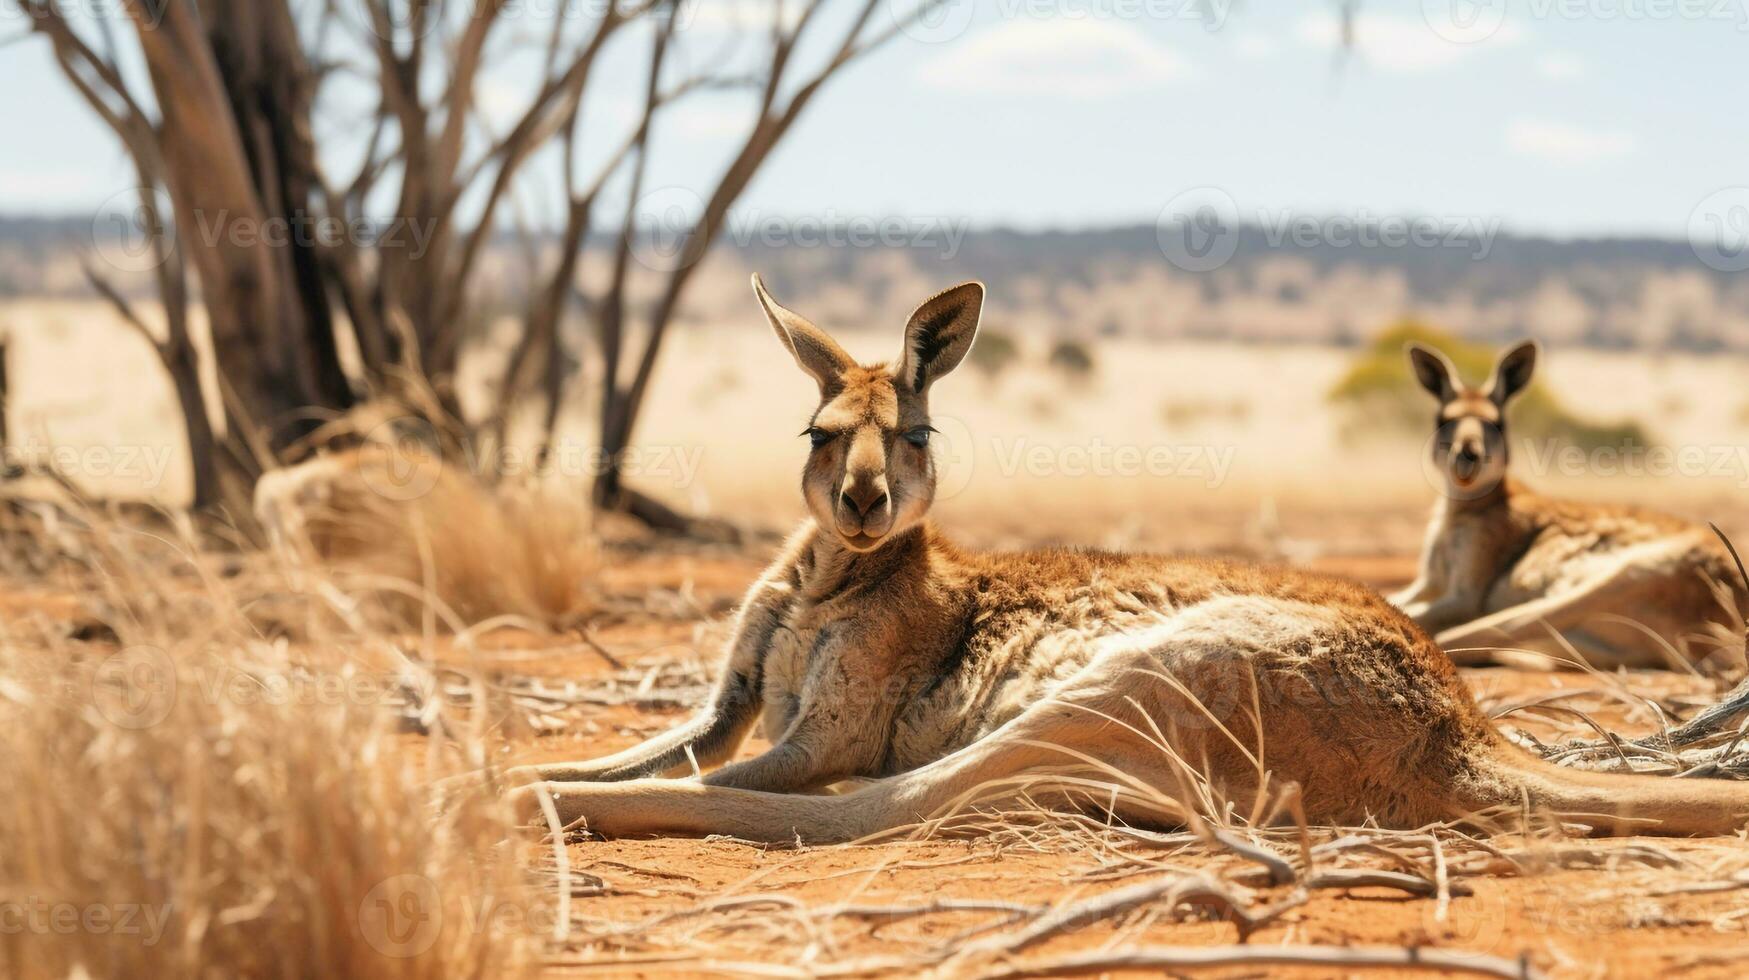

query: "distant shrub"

left=1329, top=319, right=1650, bottom=452
left=1161, top=397, right=1252, bottom=429
left=1047, top=338, right=1096, bottom=384
left=967, top=329, right=1020, bottom=380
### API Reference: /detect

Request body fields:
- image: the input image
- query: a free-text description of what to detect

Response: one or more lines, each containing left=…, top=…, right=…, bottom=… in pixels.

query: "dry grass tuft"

left=0, top=511, right=542, bottom=979
left=256, top=447, right=599, bottom=629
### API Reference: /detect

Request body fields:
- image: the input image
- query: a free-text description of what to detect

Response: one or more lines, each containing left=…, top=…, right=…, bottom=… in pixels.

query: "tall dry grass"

left=0, top=506, right=545, bottom=979
left=255, top=446, right=599, bottom=629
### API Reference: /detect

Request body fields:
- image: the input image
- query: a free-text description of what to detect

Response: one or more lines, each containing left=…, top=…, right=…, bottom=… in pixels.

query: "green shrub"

left=1329, top=319, right=1650, bottom=451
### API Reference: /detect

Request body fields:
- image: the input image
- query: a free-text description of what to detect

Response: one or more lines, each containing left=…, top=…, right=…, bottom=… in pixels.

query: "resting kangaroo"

left=1391, top=341, right=1745, bottom=670
left=503, top=279, right=1749, bottom=843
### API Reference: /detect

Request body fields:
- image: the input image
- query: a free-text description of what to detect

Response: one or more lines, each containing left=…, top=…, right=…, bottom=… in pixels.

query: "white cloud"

left=1232, top=33, right=1280, bottom=61
left=1505, top=118, right=1634, bottom=164
left=664, top=99, right=758, bottom=142
left=1535, top=51, right=1586, bottom=81
left=477, top=78, right=526, bottom=123
left=918, top=19, right=1190, bottom=97
left=1297, top=12, right=1523, bottom=73
left=678, top=0, right=806, bottom=35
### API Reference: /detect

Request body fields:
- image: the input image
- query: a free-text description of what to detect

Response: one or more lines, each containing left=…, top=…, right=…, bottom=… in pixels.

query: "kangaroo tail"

left=1453, top=742, right=1749, bottom=837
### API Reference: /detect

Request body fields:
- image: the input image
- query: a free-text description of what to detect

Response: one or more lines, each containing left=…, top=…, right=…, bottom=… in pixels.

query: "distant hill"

left=5, top=214, right=1745, bottom=351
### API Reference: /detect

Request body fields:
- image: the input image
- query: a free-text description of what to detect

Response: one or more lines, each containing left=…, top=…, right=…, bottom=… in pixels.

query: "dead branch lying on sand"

left=528, top=652, right=1749, bottom=975
left=544, top=815, right=1550, bottom=976
left=968, top=944, right=1538, bottom=979
left=1515, top=674, right=1749, bottom=779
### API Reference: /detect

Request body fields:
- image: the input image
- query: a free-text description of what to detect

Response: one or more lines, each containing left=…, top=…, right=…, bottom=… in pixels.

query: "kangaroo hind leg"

left=1437, top=562, right=1676, bottom=670
left=512, top=648, right=1210, bottom=842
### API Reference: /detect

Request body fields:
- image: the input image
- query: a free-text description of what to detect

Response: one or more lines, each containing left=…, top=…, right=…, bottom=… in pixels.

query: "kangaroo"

left=1391, top=341, right=1744, bottom=671
left=501, top=279, right=1749, bottom=843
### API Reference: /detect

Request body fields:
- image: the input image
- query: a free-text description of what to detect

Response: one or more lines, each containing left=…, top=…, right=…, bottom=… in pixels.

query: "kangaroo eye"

left=805, top=427, right=833, bottom=449
left=903, top=427, right=934, bottom=448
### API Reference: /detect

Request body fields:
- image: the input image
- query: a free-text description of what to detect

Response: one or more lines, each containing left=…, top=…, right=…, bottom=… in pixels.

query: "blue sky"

left=1, top=0, right=1744, bottom=238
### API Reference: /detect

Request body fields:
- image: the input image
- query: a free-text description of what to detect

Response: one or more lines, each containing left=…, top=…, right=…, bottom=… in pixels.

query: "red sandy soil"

left=492, top=547, right=1749, bottom=979
left=9, top=528, right=1749, bottom=978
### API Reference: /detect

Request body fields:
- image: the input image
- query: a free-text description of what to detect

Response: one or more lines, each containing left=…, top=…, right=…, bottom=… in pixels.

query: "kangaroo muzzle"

left=835, top=473, right=894, bottom=540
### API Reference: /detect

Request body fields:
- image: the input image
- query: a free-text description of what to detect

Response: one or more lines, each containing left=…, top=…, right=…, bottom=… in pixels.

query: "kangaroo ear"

left=1487, top=340, right=1538, bottom=407
left=897, top=282, right=984, bottom=395
left=752, top=274, right=853, bottom=391
left=1406, top=343, right=1460, bottom=402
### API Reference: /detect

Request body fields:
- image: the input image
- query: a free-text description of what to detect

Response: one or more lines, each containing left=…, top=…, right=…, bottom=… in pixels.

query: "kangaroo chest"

left=756, top=599, right=920, bottom=748
left=758, top=585, right=1141, bottom=776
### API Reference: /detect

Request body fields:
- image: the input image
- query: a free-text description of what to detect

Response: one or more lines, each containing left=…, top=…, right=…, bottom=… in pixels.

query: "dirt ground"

left=7, top=504, right=1749, bottom=979
left=479, top=522, right=1749, bottom=979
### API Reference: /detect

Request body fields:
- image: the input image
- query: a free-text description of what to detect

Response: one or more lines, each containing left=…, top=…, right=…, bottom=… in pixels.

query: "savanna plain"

left=4, top=300, right=1749, bottom=979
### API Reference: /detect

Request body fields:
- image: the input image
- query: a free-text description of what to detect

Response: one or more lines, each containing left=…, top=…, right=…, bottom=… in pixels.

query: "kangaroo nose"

left=840, top=481, right=888, bottom=516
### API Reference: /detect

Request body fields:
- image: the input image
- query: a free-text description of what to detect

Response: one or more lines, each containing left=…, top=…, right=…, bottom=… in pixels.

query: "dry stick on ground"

left=970, top=944, right=1541, bottom=980
left=962, top=874, right=1286, bottom=952
left=534, top=643, right=1736, bottom=974
left=1523, top=685, right=1749, bottom=777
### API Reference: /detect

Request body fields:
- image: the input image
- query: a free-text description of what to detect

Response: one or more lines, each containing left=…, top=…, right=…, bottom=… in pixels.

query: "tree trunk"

left=129, top=0, right=349, bottom=464
left=202, top=0, right=354, bottom=416
left=162, top=333, right=224, bottom=509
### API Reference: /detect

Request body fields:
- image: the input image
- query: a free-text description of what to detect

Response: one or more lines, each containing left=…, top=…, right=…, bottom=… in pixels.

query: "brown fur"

left=502, top=284, right=1749, bottom=842
left=1395, top=342, right=1745, bottom=670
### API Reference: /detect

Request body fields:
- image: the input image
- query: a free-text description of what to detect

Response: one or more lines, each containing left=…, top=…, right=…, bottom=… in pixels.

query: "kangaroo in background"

left=501, top=279, right=1749, bottom=843
left=1392, top=341, right=1745, bottom=670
